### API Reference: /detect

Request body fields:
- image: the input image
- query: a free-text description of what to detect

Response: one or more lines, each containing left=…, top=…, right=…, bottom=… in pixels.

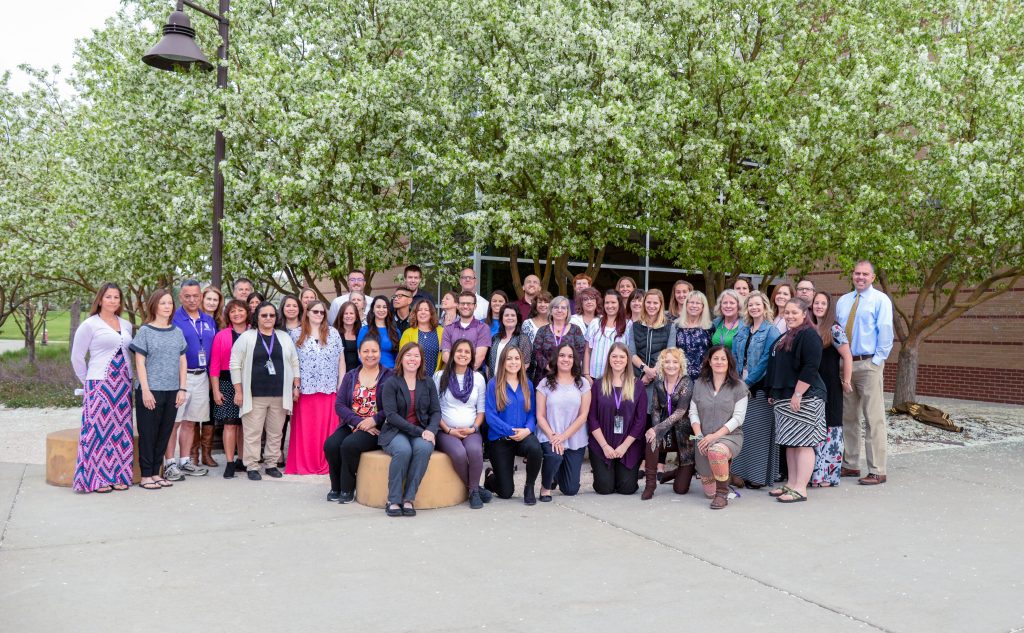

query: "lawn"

left=0, top=310, right=71, bottom=342
left=0, top=345, right=81, bottom=408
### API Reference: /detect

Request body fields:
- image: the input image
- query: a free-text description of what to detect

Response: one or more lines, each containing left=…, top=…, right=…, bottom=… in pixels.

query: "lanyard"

left=553, top=322, right=568, bottom=346
left=665, top=380, right=677, bottom=415
left=259, top=332, right=275, bottom=357
left=613, top=386, right=623, bottom=410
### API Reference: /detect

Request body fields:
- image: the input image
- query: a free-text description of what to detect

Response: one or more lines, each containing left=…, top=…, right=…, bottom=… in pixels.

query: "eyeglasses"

left=393, top=294, right=412, bottom=300
left=551, top=305, right=568, bottom=311
left=460, top=275, right=476, bottom=280
left=308, top=309, right=325, bottom=315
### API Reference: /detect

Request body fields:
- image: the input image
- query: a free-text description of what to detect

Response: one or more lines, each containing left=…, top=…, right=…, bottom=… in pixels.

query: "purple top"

left=587, top=378, right=648, bottom=470
left=536, top=377, right=591, bottom=450
left=172, top=307, right=216, bottom=370
left=335, top=366, right=393, bottom=429
left=441, top=318, right=491, bottom=351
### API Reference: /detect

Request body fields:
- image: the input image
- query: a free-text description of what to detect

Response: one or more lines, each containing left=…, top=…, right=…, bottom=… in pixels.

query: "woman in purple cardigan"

left=587, top=342, right=648, bottom=495
left=323, top=337, right=392, bottom=503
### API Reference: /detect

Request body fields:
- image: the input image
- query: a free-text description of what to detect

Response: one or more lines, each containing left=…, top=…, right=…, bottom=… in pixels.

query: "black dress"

left=342, top=334, right=360, bottom=371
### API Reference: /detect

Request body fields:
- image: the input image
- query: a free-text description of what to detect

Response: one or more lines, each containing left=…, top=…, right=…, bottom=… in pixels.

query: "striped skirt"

left=74, top=350, right=134, bottom=492
left=730, top=391, right=778, bottom=486
left=774, top=397, right=826, bottom=447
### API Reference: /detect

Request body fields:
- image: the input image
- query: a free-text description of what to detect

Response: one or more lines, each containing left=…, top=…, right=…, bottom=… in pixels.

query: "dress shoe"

left=524, top=488, right=537, bottom=506
left=858, top=473, right=887, bottom=485
left=841, top=467, right=861, bottom=478
left=248, top=470, right=262, bottom=481
left=265, top=467, right=283, bottom=479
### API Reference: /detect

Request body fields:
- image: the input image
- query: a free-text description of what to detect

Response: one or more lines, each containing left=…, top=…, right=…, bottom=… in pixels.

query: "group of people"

left=70, top=260, right=894, bottom=514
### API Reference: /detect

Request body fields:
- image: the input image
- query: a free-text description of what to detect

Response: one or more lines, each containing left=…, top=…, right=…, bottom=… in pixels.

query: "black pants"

left=485, top=434, right=542, bottom=499
left=323, top=425, right=381, bottom=493
left=135, top=388, right=178, bottom=477
left=590, top=452, right=640, bottom=495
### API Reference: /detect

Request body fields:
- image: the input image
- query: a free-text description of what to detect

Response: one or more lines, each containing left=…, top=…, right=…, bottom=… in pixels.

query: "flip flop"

left=112, top=484, right=129, bottom=491
left=138, top=481, right=161, bottom=490
left=777, top=490, right=807, bottom=503
left=154, top=479, right=174, bottom=488
left=94, top=486, right=113, bottom=494
left=768, top=486, right=793, bottom=498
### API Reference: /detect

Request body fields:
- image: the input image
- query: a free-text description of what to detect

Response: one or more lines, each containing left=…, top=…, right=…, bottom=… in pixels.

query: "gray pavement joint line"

left=552, top=500, right=896, bottom=633
left=0, top=464, right=28, bottom=550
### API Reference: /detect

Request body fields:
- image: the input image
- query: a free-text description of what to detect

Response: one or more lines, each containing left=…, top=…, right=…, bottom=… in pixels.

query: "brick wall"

left=802, top=271, right=1024, bottom=404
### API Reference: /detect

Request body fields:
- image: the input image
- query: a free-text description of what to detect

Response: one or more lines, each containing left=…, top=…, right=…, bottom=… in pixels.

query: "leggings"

left=485, top=434, right=542, bottom=499
left=323, top=425, right=380, bottom=493
left=436, top=431, right=484, bottom=491
left=135, top=389, right=178, bottom=477
left=590, top=453, right=640, bottom=495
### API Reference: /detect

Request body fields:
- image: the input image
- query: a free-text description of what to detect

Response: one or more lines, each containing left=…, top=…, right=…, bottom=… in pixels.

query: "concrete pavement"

left=1, top=440, right=1023, bottom=632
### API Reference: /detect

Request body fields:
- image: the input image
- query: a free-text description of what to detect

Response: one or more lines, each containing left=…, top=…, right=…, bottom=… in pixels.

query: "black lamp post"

left=143, top=0, right=230, bottom=289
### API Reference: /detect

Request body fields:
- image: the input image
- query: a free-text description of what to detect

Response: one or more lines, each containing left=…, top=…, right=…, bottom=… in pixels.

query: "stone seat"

left=355, top=450, right=467, bottom=509
left=46, top=428, right=141, bottom=487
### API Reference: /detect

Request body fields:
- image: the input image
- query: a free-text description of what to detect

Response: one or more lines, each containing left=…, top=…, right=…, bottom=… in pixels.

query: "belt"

left=186, top=368, right=207, bottom=375
left=851, top=354, right=873, bottom=362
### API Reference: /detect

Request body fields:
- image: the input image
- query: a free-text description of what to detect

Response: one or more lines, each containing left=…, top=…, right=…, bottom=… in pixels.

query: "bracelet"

left=177, top=388, right=187, bottom=392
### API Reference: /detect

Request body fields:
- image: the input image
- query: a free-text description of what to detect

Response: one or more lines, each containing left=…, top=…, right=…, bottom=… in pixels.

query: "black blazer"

left=378, top=374, right=442, bottom=447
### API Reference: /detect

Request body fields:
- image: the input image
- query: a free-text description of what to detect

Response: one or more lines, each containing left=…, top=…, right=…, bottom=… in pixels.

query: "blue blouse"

left=356, top=325, right=396, bottom=368
left=484, top=378, right=537, bottom=441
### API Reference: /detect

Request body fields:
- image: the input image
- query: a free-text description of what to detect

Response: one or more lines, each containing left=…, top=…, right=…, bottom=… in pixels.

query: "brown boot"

left=710, top=478, right=729, bottom=510
left=673, top=463, right=694, bottom=495
left=640, top=443, right=658, bottom=500
left=658, top=468, right=677, bottom=484
left=189, top=425, right=200, bottom=464
left=200, top=424, right=218, bottom=467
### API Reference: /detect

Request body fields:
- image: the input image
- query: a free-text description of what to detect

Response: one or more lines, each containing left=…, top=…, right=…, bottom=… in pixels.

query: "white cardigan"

left=229, top=329, right=300, bottom=416
left=71, top=315, right=134, bottom=383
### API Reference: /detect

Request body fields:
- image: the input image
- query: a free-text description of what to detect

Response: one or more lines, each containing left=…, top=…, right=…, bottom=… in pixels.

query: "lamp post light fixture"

left=143, top=0, right=230, bottom=289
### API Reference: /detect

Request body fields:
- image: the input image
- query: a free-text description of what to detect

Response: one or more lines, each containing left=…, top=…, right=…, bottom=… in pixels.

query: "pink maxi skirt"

left=285, top=392, right=338, bottom=475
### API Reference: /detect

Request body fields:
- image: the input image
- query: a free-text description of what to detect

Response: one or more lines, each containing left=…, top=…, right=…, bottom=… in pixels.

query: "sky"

left=1, top=0, right=125, bottom=93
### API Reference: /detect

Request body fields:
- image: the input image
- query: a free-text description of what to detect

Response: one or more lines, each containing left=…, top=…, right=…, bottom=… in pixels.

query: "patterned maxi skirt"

left=730, top=391, right=778, bottom=486
left=774, top=396, right=826, bottom=448
left=810, top=426, right=844, bottom=487
left=74, top=350, right=134, bottom=491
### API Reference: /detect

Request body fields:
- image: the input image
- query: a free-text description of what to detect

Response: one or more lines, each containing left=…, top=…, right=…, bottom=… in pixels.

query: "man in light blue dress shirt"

left=835, top=261, right=894, bottom=485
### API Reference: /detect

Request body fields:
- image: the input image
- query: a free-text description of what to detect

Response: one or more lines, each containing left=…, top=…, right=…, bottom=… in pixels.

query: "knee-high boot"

left=200, top=424, right=218, bottom=467
left=641, top=442, right=659, bottom=500
left=189, top=424, right=200, bottom=464
left=672, top=463, right=694, bottom=495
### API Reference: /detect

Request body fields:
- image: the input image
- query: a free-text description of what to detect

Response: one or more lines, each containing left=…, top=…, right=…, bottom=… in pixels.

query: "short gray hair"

left=180, top=279, right=201, bottom=291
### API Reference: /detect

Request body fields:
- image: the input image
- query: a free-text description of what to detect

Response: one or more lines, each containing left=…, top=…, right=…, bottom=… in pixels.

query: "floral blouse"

left=530, top=323, right=586, bottom=385
left=673, top=326, right=713, bottom=382
left=290, top=327, right=342, bottom=394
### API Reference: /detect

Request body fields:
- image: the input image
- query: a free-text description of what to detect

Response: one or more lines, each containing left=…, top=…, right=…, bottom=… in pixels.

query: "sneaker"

left=163, top=463, right=184, bottom=481
left=247, top=470, right=262, bottom=481
left=338, top=491, right=355, bottom=504
left=181, top=461, right=209, bottom=477
left=223, top=462, right=236, bottom=479
left=265, top=467, right=283, bottom=479
left=326, top=490, right=341, bottom=502
left=469, top=490, right=483, bottom=509
left=477, top=487, right=493, bottom=504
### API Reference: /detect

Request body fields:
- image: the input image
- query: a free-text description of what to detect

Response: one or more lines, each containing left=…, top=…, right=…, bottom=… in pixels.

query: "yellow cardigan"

left=398, top=326, right=445, bottom=372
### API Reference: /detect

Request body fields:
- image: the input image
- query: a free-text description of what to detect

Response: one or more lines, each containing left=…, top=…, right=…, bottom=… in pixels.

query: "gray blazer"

left=378, top=374, right=441, bottom=447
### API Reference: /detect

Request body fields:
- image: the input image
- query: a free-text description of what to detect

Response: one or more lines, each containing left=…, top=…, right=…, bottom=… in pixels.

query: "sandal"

left=94, top=486, right=113, bottom=494
left=768, top=486, right=793, bottom=498
left=154, top=479, right=174, bottom=488
left=777, top=490, right=807, bottom=503
left=112, top=483, right=129, bottom=491
left=138, top=481, right=161, bottom=490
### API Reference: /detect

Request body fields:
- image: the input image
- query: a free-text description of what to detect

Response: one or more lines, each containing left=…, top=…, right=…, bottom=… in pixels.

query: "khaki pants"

left=242, top=397, right=287, bottom=471
left=842, top=359, right=887, bottom=475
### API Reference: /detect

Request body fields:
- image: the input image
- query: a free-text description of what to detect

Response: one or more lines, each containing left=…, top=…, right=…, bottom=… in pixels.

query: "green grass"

left=0, top=345, right=82, bottom=408
left=0, top=310, right=72, bottom=342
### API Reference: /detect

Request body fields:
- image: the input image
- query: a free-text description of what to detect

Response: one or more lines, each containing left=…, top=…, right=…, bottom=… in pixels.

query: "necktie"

left=844, top=293, right=860, bottom=344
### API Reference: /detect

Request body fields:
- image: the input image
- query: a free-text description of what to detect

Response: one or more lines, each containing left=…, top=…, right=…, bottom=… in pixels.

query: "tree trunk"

left=24, top=303, right=36, bottom=365
left=69, top=299, right=82, bottom=355
left=892, top=342, right=918, bottom=406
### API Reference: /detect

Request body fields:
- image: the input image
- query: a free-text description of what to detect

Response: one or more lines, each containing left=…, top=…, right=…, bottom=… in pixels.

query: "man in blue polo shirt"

left=164, top=279, right=218, bottom=480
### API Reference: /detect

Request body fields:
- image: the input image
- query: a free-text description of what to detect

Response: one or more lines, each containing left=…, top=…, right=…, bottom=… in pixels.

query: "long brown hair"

left=143, top=289, right=173, bottom=325
left=811, top=292, right=837, bottom=349
left=395, top=342, right=426, bottom=381
left=601, top=289, right=628, bottom=337
left=777, top=298, right=813, bottom=352
left=494, top=345, right=531, bottom=412
left=202, top=285, right=226, bottom=329
left=698, top=345, right=742, bottom=387
left=411, top=298, right=439, bottom=330
left=89, top=283, right=123, bottom=317
left=667, top=280, right=693, bottom=318
left=333, top=301, right=361, bottom=337
left=297, top=300, right=330, bottom=348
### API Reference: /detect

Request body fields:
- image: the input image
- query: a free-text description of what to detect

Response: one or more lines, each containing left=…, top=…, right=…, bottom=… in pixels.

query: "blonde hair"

left=495, top=345, right=531, bottom=412
left=743, top=291, right=775, bottom=326
left=600, top=342, right=636, bottom=401
left=675, top=290, right=712, bottom=330
left=640, top=289, right=667, bottom=328
left=713, top=288, right=746, bottom=320
left=653, top=347, right=687, bottom=380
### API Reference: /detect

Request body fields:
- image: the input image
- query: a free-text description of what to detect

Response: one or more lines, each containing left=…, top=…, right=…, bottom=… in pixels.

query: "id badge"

left=197, top=349, right=207, bottom=367
left=613, top=415, right=624, bottom=435
left=265, top=360, right=277, bottom=375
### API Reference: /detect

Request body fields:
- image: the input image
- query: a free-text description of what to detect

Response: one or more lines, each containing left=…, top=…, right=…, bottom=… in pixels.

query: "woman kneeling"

left=689, top=346, right=747, bottom=509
